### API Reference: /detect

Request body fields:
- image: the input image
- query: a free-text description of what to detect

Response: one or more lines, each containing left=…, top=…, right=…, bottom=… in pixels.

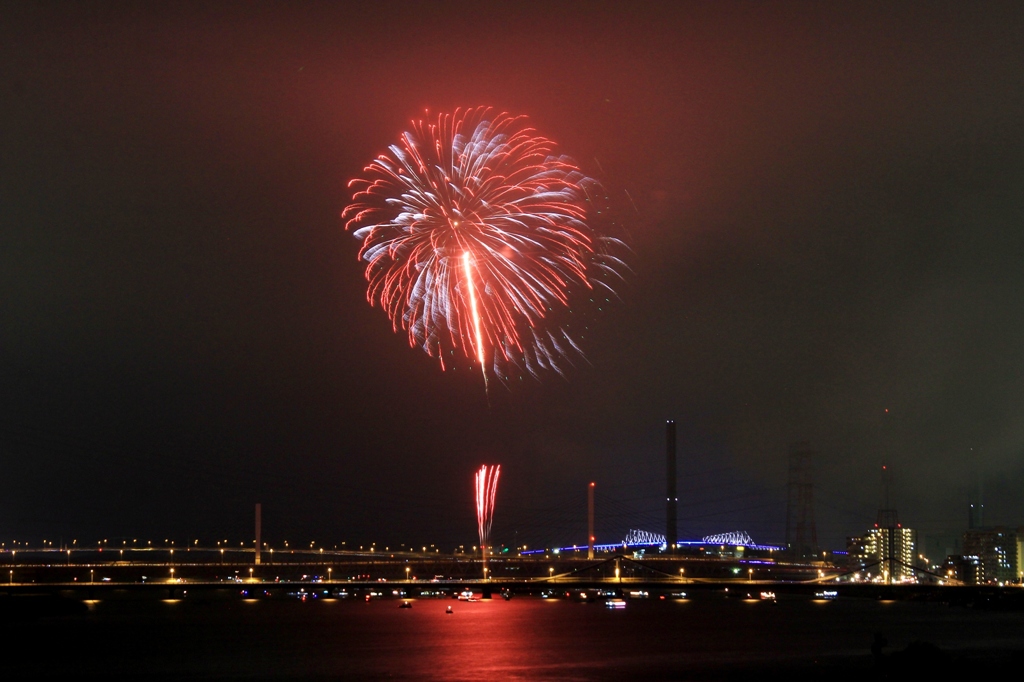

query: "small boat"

left=605, top=599, right=626, bottom=609
left=399, top=601, right=412, bottom=609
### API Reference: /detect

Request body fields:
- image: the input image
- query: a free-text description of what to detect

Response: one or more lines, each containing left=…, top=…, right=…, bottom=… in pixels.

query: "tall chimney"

left=254, top=503, right=262, bottom=565
left=666, top=420, right=677, bottom=552
left=588, top=482, right=595, bottom=560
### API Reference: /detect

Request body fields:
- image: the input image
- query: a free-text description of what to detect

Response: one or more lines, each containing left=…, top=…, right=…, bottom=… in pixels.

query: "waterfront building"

left=845, top=535, right=871, bottom=570
left=962, top=527, right=1018, bottom=584
left=847, top=526, right=917, bottom=582
left=1019, top=533, right=1023, bottom=581
left=943, top=555, right=983, bottom=585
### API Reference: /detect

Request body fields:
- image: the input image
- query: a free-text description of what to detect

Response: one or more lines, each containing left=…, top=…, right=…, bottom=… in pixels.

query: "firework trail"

left=475, top=464, right=500, bottom=576
left=343, top=106, right=626, bottom=385
left=461, top=251, right=489, bottom=393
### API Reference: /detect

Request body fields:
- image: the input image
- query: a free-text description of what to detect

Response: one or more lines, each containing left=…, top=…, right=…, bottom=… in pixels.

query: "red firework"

left=343, top=107, right=625, bottom=383
left=475, top=464, right=500, bottom=554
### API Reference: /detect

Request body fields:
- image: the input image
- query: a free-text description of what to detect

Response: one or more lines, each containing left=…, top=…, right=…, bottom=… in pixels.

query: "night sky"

left=2, top=2, right=1023, bottom=554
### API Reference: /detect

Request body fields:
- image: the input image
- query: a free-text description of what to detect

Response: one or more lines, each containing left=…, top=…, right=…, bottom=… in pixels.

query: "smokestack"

left=588, top=482, right=595, bottom=560
left=666, top=420, right=677, bottom=552
left=254, top=503, right=262, bottom=565
left=977, top=479, right=984, bottom=528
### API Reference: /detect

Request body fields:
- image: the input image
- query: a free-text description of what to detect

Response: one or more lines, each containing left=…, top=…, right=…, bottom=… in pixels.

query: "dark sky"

left=2, top=2, right=1023, bottom=553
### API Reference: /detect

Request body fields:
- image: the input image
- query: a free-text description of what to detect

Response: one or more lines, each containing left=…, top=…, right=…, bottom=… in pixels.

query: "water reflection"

left=3, top=596, right=1022, bottom=678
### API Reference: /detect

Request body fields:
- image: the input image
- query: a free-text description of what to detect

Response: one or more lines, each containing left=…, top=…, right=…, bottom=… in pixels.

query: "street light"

left=405, top=567, right=410, bottom=582
left=249, top=568, right=253, bottom=581
left=328, top=567, right=332, bottom=582
left=549, top=567, right=554, bottom=581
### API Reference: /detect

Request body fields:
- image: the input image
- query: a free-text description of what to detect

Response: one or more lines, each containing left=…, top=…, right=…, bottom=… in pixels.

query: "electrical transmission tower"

left=785, top=442, right=818, bottom=558
left=876, top=464, right=899, bottom=585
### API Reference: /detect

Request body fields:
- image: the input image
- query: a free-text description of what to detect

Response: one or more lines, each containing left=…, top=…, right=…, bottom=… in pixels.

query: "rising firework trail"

left=475, top=464, right=500, bottom=578
left=461, top=251, right=488, bottom=391
left=343, top=106, right=626, bottom=386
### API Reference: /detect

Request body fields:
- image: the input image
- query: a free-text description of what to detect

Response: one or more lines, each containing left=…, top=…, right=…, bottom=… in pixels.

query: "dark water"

left=5, top=594, right=1024, bottom=679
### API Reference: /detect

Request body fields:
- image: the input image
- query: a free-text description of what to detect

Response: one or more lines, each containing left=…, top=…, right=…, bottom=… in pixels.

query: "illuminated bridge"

left=520, top=529, right=785, bottom=555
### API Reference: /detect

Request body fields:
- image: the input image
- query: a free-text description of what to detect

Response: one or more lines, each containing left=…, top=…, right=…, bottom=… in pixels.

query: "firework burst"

left=343, top=107, right=625, bottom=384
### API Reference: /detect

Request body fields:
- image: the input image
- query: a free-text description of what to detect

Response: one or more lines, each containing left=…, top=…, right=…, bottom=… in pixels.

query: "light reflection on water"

left=4, top=596, right=1023, bottom=679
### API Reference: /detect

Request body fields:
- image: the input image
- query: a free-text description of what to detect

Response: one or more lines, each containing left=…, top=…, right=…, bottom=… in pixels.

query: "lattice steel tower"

left=876, top=464, right=900, bottom=584
left=785, top=442, right=818, bottom=558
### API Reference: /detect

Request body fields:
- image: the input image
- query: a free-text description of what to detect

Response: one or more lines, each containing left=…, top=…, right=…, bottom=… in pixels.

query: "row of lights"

left=1, top=543, right=480, bottom=561
left=1, top=540, right=457, bottom=551
left=5, top=562, right=772, bottom=586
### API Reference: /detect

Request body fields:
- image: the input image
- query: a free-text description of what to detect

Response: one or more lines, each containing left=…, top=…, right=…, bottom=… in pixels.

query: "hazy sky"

left=2, top=2, right=1023, bottom=552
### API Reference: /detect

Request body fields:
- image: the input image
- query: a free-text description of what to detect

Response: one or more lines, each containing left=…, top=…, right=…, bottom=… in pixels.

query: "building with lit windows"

left=845, top=535, right=871, bottom=569
left=1019, top=534, right=1024, bottom=581
left=943, top=555, right=983, bottom=585
left=962, top=527, right=1018, bottom=584
left=847, top=526, right=917, bottom=582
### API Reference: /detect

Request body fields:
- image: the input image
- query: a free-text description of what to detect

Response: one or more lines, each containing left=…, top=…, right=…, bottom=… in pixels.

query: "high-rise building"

left=962, top=527, right=1018, bottom=584
left=857, top=465, right=918, bottom=582
left=942, top=555, right=983, bottom=585
left=845, top=535, right=872, bottom=569
left=1018, top=533, right=1024, bottom=581
left=847, top=525, right=917, bottom=582
left=870, top=525, right=917, bottom=582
